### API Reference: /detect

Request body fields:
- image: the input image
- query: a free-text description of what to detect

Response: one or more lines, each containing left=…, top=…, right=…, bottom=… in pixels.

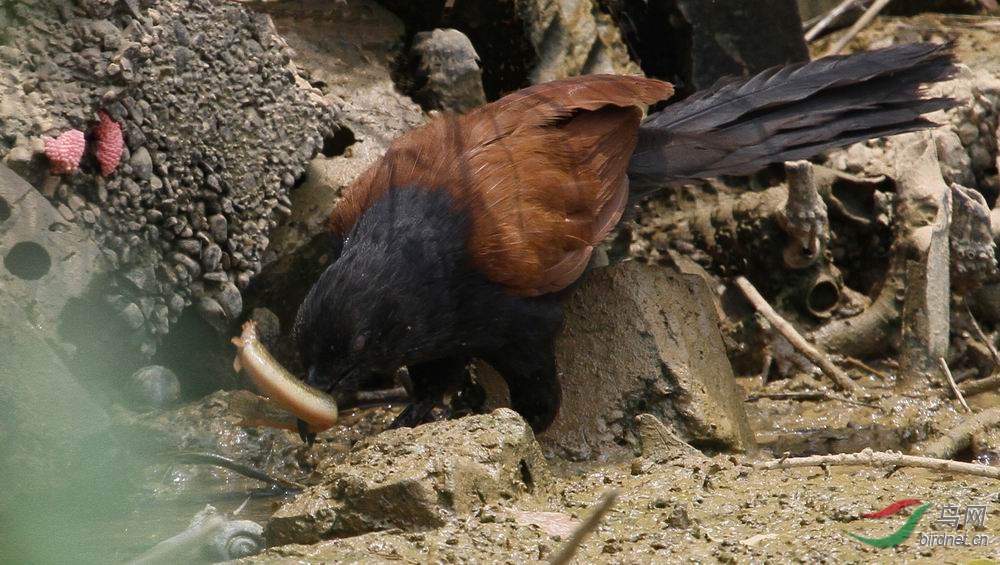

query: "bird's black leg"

left=481, top=298, right=564, bottom=433
left=296, top=418, right=317, bottom=446
left=388, top=356, right=468, bottom=429
left=482, top=339, right=561, bottom=433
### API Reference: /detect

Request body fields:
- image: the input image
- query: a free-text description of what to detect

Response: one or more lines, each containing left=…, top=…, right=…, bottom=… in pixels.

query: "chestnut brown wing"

left=330, top=74, right=674, bottom=296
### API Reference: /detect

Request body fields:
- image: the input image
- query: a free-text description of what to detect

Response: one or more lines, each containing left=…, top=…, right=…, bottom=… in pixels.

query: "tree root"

left=917, top=406, right=1000, bottom=459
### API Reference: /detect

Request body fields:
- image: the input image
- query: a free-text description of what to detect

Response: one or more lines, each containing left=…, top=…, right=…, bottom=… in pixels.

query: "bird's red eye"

left=352, top=333, right=367, bottom=352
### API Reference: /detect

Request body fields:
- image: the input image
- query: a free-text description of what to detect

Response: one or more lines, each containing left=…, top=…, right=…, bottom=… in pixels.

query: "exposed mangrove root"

left=736, top=276, right=856, bottom=392
left=949, top=184, right=998, bottom=290
left=548, top=489, right=619, bottom=565
left=779, top=161, right=830, bottom=270
left=813, top=133, right=953, bottom=374
left=960, top=373, right=1000, bottom=396
left=918, top=407, right=1000, bottom=459
left=756, top=448, right=1000, bottom=480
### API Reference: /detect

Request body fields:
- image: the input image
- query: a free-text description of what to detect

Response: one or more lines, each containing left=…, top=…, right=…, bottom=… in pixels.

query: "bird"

left=293, top=42, right=958, bottom=433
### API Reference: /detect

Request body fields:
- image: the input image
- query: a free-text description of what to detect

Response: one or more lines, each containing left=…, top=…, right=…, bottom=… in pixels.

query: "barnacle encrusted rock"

left=0, top=0, right=338, bottom=354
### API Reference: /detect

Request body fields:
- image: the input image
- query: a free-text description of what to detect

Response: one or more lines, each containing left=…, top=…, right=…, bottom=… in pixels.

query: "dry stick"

left=548, top=489, right=619, bottom=565
left=755, top=449, right=1000, bottom=480
left=746, top=391, right=876, bottom=408
left=961, top=373, right=1000, bottom=396
left=805, top=0, right=866, bottom=42
left=174, top=452, right=307, bottom=491
left=735, top=277, right=857, bottom=393
left=919, top=406, right=1000, bottom=459
left=939, top=357, right=972, bottom=413
left=965, top=301, right=1000, bottom=370
left=826, top=0, right=893, bottom=55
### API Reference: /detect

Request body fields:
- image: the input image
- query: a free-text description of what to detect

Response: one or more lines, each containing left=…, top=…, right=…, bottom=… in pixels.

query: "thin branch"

left=843, top=356, right=893, bottom=381
left=755, top=448, right=1000, bottom=480
left=919, top=407, right=1000, bottom=459
left=548, top=489, right=619, bottom=565
left=965, top=301, right=1000, bottom=370
left=745, top=391, right=875, bottom=408
left=735, top=277, right=856, bottom=392
left=174, top=452, right=307, bottom=492
left=826, top=0, right=892, bottom=55
left=805, top=0, right=866, bottom=42
left=939, top=357, right=971, bottom=413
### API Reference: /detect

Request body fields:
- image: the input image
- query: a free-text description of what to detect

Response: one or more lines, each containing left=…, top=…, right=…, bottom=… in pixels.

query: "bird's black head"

left=293, top=186, right=473, bottom=394
left=292, top=249, right=428, bottom=394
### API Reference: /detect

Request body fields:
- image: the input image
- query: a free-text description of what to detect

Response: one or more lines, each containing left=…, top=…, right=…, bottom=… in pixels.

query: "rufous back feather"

left=331, top=74, right=673, bottom=296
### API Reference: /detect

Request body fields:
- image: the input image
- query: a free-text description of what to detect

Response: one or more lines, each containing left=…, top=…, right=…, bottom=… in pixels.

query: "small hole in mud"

left=4, top=241, right=52, bottom=280
left=0, top=196, right=10, bottom=223
left=321, top=126, right=357, bottom=158
left=807, top=279, right=840, bottom=317
left=518, top=459, right=534, bottom=492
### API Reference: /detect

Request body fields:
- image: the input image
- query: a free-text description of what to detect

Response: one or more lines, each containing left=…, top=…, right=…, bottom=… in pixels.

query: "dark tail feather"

left=627, top=42, right=959, bottom=197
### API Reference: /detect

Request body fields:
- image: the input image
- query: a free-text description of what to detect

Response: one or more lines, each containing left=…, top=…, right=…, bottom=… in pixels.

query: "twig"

left=340, top=387, right=411, bottom=409
left=548, top=490, right=619, bottom=565
left=805, top=0, right=866, bottom=42
left=960, top=373, right=1000, bottom=396
left=965, top=301, right=1000, bottom=370
left=826, top=0, right=892, bottom=55
left=755, top=448, right=1000, bottom=480
left=735, top=277, right=856, bottom=393
left=745, top=391, right=875, bottom=408
left=174, top=452, right=307, bottom=492
left=919, top=407, right=1000, bottom=459
left=939, top=357, right=971, bottom=413
left=843, top=357, right=893, bottom=381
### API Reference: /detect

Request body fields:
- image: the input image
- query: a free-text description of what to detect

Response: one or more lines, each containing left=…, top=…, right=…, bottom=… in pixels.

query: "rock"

left=240, top=520, right=554, bottom=564
left=0, top=291, right=113, bottom=496
left=1, top=164, right=142, bottom=382
left=125, top=365, right=181, bottom=409
left=410, top=28, right=486, bottom=113
left=0, top=0, right=337, bottom=353
left=245, top=0, right=425, bottom=328
left=604, top=0, right=808, bottom=96
left=479, top=262, right=755, bottom=460
left=266, top=409, right=548, bottom=545
left=130, top=147, right=153, bottom=180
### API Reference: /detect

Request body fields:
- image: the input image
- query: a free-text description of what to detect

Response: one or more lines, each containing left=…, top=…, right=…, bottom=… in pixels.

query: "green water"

left=1, top=451, right=287, bottom=564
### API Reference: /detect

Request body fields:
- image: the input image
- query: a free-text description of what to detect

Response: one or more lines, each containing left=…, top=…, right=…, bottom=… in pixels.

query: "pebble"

left=126, top=365, right=181, bottom=409
left=177, top=238, right=201, bottom=256
left=216, top=281, right=243, bottom=320
left=202, top=243, right=223, bottom=271
left=130, top=147, right=153, bottom=179
left=57, top=203, right=75, bottom=221
left=172, top=252, right=202, bottom=278
left=118, top=302, right=145, bottom=330
left=209, top=213, right=228, bottom=241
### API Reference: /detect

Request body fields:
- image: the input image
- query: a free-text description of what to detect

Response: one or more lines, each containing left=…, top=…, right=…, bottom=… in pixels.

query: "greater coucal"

left=293, top=43, right=957, bottom=432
